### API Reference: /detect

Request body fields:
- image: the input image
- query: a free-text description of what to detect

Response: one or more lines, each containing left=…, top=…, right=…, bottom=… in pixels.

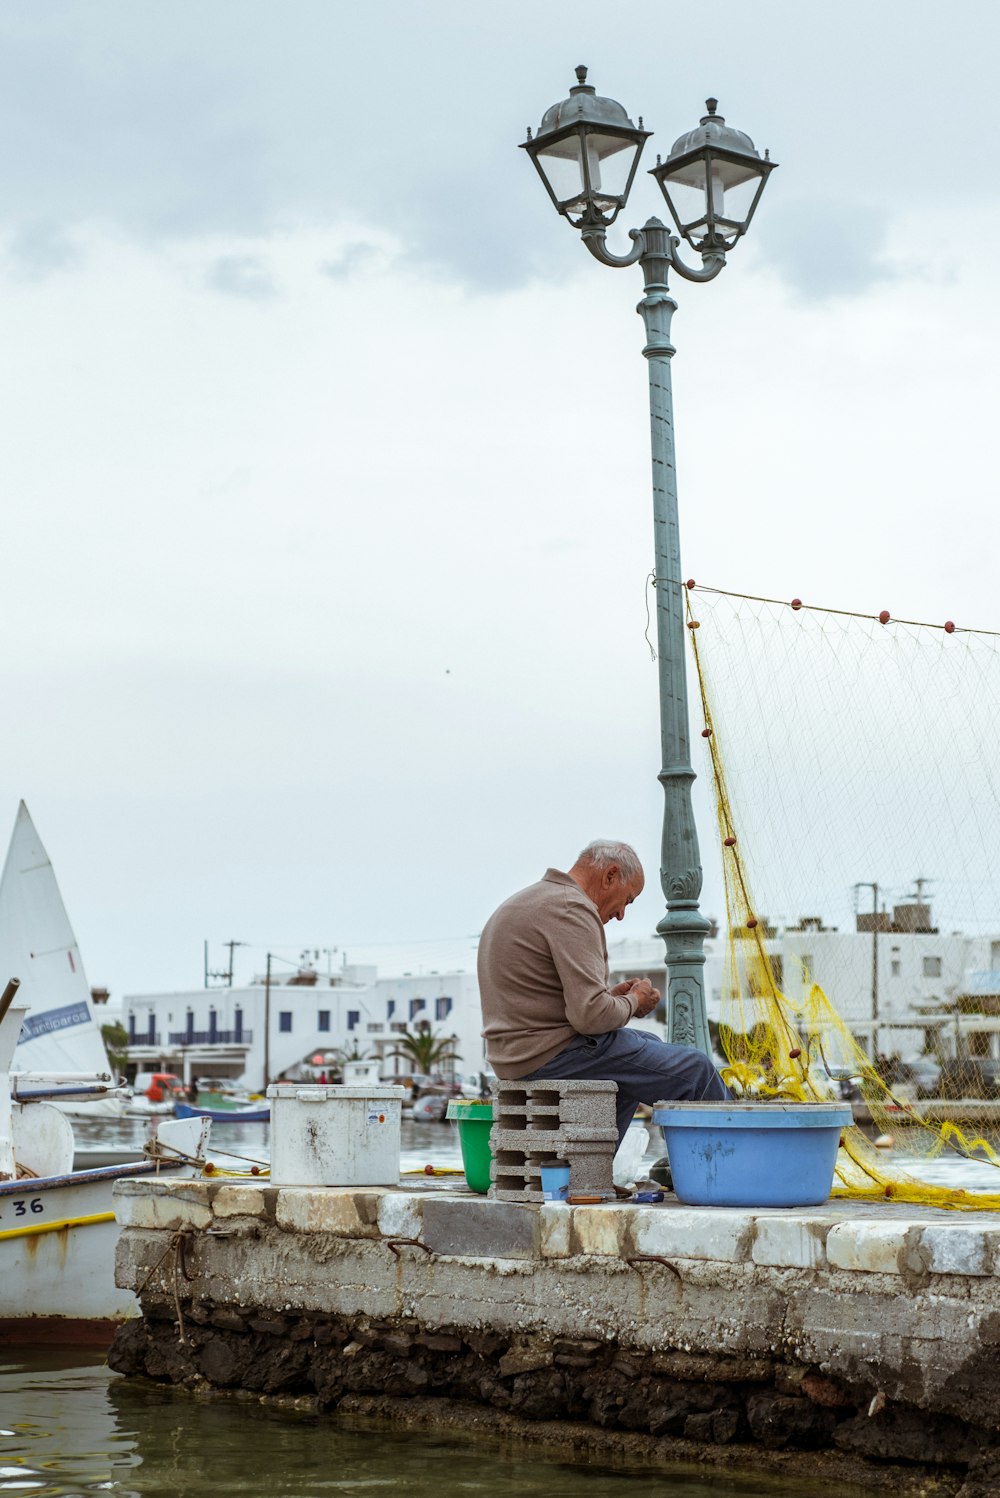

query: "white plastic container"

left=266, top=1084, right=405, bottom=1187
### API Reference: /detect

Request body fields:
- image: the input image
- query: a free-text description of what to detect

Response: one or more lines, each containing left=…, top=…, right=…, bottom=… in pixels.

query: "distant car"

left=898, top=1058, right=942, bottom=1100
left=924, top=1060, right=999, bottom=1100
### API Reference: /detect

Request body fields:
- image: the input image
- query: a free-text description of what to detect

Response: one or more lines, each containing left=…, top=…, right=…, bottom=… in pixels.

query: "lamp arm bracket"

left=580, top=226, right=646, bottom=269
left=667, top=237, right=727, bottom=283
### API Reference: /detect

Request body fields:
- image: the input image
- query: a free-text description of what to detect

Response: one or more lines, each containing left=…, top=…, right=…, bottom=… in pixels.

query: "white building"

left=126, top=900, right=998, bottom=1090
left=766, top=903, right=1000, bottom=1061
left=124, top=959, right=487, bottom=1092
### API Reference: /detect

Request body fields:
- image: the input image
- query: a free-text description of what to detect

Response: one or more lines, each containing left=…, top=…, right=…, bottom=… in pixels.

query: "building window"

left=279, top=1012, right=292, bottom=1033
left=128, top=1014, right=136, bottom=1042
left=209, top=1008, right=218, bottom=1042
left=186, top=1011, right=194, bottom=1041
left=318, top=1010, right=330, bottom=1032
left=347, top=1010, right=360, bottom=1031
left=891, top=960, right=901, bottom=978
left=923, top=956, right=942, bottom=979
left=386, top=999, right=395, bottom=1019
left=435, top=995, right=453, bottom=1021
left=409, top=997, right=426, bottom=1021
left=234, top=1007, right=243, bottom=1041
left=147, top=1013, right=156, bottom=1044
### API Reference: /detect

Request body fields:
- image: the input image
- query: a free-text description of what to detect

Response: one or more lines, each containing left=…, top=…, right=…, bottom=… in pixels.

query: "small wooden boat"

left=174, top=1100, right=269, bottom=1123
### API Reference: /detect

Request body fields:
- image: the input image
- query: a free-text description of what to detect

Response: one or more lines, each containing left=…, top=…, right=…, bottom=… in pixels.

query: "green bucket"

left=446, top=1099, right=493, bottom=1194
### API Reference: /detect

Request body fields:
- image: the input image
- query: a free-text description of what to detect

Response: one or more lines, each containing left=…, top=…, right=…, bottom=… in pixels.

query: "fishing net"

left=686, top=582, right=1000, bottom=1207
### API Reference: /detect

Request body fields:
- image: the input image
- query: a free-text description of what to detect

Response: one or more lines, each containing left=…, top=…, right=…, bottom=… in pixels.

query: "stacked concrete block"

left=489, top=1079, right=618, bottom=1202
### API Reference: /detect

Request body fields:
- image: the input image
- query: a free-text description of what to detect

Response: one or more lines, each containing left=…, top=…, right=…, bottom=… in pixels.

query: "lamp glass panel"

left=712, top=156, right=764, bottom=191
left=534, top=136, right=586, bottom=204
left=581, top=131, right=639, bottom=198
left=660, top=161, right=709, bottom=230
left=706, top=171, right=760, bottom=230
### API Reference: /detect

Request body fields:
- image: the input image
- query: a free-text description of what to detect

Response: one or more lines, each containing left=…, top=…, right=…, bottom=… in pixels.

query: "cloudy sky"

left=0, top=0, right=997, bottom=999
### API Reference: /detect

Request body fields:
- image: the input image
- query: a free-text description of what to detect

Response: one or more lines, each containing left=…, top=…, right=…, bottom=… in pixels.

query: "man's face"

left=594, top=866, right=644, bottom=925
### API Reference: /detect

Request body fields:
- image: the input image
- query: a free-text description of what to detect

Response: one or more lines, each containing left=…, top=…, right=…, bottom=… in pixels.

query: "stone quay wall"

left=110, top=1179, right=1000, bottom=1496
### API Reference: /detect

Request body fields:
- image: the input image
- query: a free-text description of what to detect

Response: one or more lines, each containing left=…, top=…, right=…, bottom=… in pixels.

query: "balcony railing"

left=127, top=1035, right=161, bottom=1047
left=166, top=1030, right=253, bottom=1046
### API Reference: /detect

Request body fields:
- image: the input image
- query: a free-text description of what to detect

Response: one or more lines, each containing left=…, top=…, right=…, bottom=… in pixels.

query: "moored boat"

left=0, top=983, right=212, bottom=1343
left=173, top=1100, right=270, bottom=1123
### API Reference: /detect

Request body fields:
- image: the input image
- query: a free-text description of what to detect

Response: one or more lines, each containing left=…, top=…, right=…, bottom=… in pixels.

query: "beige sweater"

left=477, top=868, right=640, bottom=1078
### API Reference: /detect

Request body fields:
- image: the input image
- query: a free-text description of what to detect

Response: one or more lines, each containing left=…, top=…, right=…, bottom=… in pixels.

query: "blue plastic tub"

left=651, top=1101, right=853, bottom=1207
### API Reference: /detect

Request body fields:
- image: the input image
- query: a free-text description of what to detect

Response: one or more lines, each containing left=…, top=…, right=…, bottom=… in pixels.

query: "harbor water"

left=1, top=1347, right=883, bottom=1498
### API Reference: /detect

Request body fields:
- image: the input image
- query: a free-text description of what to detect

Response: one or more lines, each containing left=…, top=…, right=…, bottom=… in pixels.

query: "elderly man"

left=478, top=840, right=727, bottom=1144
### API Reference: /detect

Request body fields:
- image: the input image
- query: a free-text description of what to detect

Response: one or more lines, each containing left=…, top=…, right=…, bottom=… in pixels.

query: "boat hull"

left=0, top=1160, right=187, bottom=1340
left=173, top=1102, right=269, bottom=1123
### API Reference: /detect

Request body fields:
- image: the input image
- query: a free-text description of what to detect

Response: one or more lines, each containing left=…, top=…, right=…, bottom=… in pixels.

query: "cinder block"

left=752, top=1216, right=830, bottom=1269
left=487, top=1079, right=618, bottom=1204
left=920, top=1225, right=991, bottom=1277
left=492, top=1079, right=617, bottom=1135
left=490, top=1126, right=618, bottom=1151
left=421, top=1197, right=538, bottom=1259
left=632, top=1207, right=755, bottom=1263
left=275, top=1188, right=381, bottom=1238
left=825, top=1221, right=920, bottom=1274
left=490, top=1137, right=616, bottom=1202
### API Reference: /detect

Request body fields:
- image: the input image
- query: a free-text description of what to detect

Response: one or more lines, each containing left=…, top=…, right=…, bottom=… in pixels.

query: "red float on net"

left=746, top=916, right=758, bottom=929
left=944, top=620, right=956, bottom=633
left=687, top=619, right=700, bottom=630
left=724, top=836, right=737, bottom=847
left=790, top=598, right=802, bottom=611
left=686, top=578, right=696, bottom=590
left=701, top=727, right=712, bottom=738
left=879, top=610, right=891, bottom=625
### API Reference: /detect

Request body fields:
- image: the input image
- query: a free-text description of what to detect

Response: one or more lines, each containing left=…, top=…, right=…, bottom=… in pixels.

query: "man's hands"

left=611, top=977, right=661, bottom=1018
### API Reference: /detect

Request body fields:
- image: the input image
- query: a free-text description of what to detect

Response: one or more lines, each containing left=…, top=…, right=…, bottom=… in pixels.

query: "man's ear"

left=604, top=864, right=620, bottom=888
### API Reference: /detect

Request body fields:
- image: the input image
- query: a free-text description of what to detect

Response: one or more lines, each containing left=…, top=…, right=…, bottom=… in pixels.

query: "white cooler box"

left=266, top=1083, right=405, bottom=1186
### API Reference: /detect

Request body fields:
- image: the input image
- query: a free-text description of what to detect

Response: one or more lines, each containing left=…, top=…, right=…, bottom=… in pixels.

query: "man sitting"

left=477, top=839, right=727, bottom=1144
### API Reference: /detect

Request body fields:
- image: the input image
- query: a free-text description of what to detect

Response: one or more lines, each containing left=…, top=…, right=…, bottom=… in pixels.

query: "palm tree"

left=390, top=1021, right=460, bottom=1078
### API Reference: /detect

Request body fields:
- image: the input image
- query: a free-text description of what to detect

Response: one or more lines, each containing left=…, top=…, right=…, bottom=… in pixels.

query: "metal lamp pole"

left=521, top=69, right=776, bottom=1054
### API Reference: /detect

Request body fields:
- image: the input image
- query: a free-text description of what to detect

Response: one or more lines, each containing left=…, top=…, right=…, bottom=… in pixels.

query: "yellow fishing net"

left=685, top=583, right=1000, bottom=1208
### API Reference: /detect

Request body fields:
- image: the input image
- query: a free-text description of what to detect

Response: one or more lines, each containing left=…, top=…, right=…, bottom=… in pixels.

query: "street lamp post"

left=522, top=68, right=776, bottom=1055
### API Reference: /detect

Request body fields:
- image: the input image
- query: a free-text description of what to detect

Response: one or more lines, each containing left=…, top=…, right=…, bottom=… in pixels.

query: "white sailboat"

left=0, top=802, right=122, bottom=1117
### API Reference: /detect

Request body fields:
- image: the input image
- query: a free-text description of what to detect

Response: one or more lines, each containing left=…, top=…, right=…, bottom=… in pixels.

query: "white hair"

left=576, top=840, right=643, bottom=885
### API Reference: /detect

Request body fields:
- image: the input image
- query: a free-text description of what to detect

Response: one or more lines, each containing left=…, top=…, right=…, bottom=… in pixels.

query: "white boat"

left=0, top=802, right=123, bottom=1118
left=0, top=984, right=211, bottom=1342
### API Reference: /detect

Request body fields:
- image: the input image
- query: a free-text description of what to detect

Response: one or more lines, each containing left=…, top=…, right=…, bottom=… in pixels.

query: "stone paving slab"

left=112, top=1176, right=1000, bottom=1278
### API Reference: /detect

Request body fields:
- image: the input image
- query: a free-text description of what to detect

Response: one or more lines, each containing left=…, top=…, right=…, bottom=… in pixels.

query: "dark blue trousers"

left=521, top=1029, right=729, bottom=1145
